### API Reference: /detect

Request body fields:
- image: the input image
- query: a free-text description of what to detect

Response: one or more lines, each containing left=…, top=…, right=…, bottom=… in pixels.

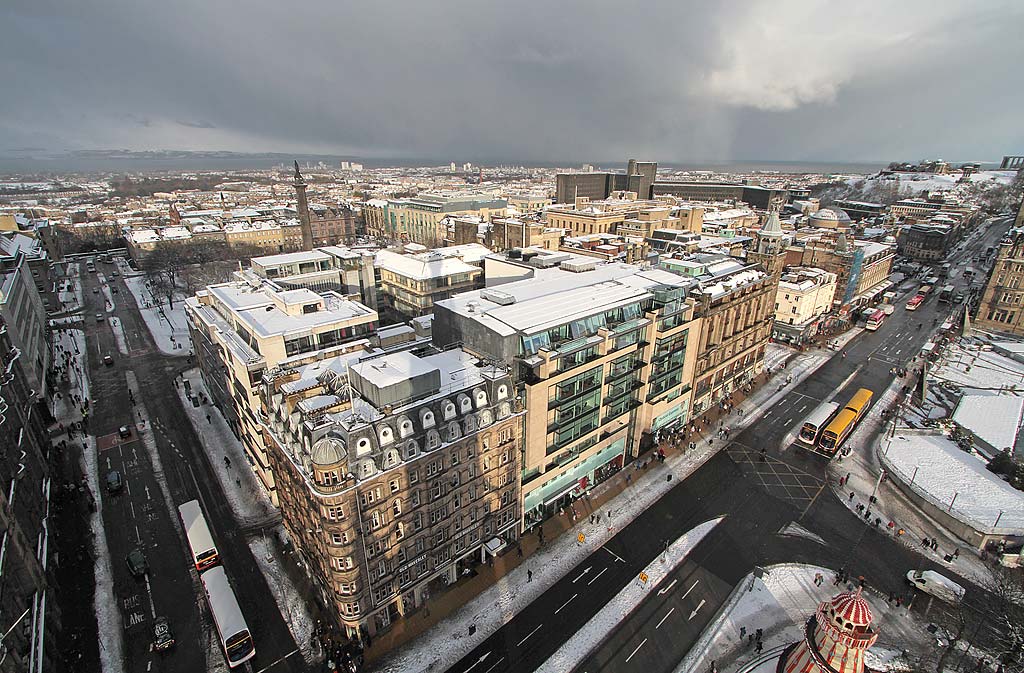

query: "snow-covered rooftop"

left=952, top=392, right=1024, bottom=452
left=883, top=432, right=1024, bottom=534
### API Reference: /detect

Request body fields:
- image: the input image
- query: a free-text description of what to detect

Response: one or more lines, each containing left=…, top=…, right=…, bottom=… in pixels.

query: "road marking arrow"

left=681, top=579, right=700, bottom=600
left=144, top=485, right=151, bottom=501
left=657, top=578, right=678, bottom=596
left=464, top=652, right=491, bottom=673
left=688, top=599, right=706, bottom=620
left=572, top=566, right=592, bottom=583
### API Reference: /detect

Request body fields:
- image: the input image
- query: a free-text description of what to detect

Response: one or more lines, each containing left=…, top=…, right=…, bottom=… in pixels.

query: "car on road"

left=111, top=286, right=118, bottom=293
left=153, top=617, right=174, bottom=651
left=95, top=313, right=104, bottom=322
left=105, top=469, right=123, bottom=493
left=126, top=548, right=148, bottom=577
left=906, top=569, right=965, bottom=603
left=103, top=355, right=114, bottom=366
left=112, top=271, right=119, bottom=277
left=92, top=288, right=99, bottom=294
left=118, top=425, right=132, bottom=439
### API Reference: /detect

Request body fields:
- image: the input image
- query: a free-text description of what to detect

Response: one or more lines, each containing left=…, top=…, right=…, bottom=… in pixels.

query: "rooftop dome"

left=311, top=437, right=347, bottom=466
left=809, top=207, right=852, bottom=225
left=830, top=588, right=873, bottom=627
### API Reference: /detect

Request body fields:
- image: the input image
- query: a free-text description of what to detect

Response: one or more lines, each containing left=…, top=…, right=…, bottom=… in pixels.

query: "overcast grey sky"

left=2, top=0, right=1022, bottom=164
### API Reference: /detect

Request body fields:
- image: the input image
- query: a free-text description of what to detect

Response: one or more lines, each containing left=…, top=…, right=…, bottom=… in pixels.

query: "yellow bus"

left=817, top=388, right=873, bottom=456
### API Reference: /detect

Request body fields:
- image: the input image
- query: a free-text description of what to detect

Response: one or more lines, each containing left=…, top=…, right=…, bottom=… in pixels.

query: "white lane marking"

left=517, top=624, right=542, bottom=647
left=602, top=546, right=626, bottom=563
left=555, top=594, right=578, bottom=615
left=143, top=574, right=157, bottom=618
left=134, top=524, right=142, bottom=543
left=625, top=638, right=648, bottom=663
left=463, top=652, right=491, bottom=673
left=572, top=566, right=591, bottom=583
left=482, top=657, right=505, bottom=673
left=588, top=567, right=608, bottom=585
left=253, top=648, right=300, bottom=673
left=688, top=598, right=707, bottom=620
left=656, top=607, right=676, bottom=629
left=129, top=501, right=136, bottom=520
left=680, top=579, right=700, bottom=601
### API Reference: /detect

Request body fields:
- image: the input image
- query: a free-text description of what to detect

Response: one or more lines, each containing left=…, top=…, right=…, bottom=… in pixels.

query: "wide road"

left=445, top=215, right=1012, bottom=673
left=81, top=261, right=303, bottom=673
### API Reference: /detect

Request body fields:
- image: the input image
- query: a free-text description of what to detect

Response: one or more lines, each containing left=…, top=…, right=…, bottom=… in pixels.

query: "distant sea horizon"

left=0, top=150, right=1002, bottom=177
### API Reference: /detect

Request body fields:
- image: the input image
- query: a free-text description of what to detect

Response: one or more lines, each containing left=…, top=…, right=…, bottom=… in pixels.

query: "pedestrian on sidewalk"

left=591, top=514, right=596, bottom=524
left=740, top=626, right=746, bottom=640
left=755, top=640, right=763, bottom=654
left=952, top=548, right=959, bottom=559
left=527, top=570, right=533, bottom=582
left=849, top=491, right=855, bottom=501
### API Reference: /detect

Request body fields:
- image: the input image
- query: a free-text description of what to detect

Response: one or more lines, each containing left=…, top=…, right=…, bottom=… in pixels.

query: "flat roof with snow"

left=884, top=432, right=1024, bottom=534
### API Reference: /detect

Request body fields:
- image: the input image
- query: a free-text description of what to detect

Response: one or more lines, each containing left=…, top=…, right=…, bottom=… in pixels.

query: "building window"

left=393, top=499, right=402, bottom=517
left=327, top=505, right=345, bottom=520
left=390, top=479, right=401, bottom=493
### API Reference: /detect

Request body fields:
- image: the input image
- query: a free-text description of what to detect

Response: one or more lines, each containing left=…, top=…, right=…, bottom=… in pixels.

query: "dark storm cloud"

left=1, top=0, right=1022, bottom=163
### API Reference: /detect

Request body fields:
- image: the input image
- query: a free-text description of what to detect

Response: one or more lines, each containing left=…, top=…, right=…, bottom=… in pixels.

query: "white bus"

left=178, top=500, right=219, bottom=571
left=201, top=566, right=256, bottom=668
left=796, top=402, right=840, bottom=447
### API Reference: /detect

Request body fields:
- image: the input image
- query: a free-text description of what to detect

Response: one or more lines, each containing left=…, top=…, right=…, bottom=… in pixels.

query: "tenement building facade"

left=432, top=251, right=776, bottom=527
left=185, top=278, right=378, bottom=503
left=975, top=227, right=1024, bottom=336
left=260, top=348, right=523, bottom=638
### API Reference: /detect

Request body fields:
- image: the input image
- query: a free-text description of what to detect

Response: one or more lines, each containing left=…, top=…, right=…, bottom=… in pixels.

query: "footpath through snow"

left=120, top=260, right=191, bottom=356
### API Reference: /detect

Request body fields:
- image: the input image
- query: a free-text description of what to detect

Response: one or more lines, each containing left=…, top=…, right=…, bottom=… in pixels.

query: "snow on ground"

left=249, top=535, right=317, bottom=663
left=777, top=522, right=827, bottom=547
left=931, top=340, right=1024, bottom=392
left=881, top=432, right=1024, bottom=533
left=50, top=325, right=124, bottom=673
left=850, top=170, right=1016, bottom=196
left=108, top=316, right=129, bottom=355
left=123, top=273, right=191, bottom=355
left=97, top=273, right=116, bottom=313
left=536, top=518, right=722, bottom=673
left=678, top=564, right=932, bottom=673
left=174, top=368, right=316, bottom=664
left=174, top=368, right=276, bottom=525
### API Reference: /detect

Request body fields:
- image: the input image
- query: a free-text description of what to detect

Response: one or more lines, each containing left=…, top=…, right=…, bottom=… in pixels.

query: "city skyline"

left=3, top=0, right=1023, bottom=164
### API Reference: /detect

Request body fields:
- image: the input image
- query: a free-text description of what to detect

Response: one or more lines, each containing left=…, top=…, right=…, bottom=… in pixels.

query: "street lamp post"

left=994, top=510, right=1004, bottom=528
left=909, top=465, right=920, bottom=488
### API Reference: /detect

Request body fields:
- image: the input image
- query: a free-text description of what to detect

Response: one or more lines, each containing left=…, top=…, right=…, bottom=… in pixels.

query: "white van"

left=906, top=570, right=965, bottom=603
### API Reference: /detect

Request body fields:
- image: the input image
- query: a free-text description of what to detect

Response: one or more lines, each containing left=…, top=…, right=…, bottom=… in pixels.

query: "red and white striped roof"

left=830, top=588, right=873, bottom=627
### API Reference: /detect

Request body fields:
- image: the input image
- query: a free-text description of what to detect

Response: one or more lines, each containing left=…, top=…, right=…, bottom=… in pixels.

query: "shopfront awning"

left=484, top=537, right=508, bottom=557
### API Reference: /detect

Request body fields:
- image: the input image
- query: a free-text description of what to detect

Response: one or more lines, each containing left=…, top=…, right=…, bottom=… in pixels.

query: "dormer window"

left=496, top=384, right=509, bottom=400
left=474, top=389, right=488, bottom=408
left=421, top=409, right=436, bottom=428
left=442, top=402, right=457, bottom=421
left=446, top=422, right=461, bottom=443
left=302, top=303, right=318, bottom=314
left=379, top=425, right=394, bottom=445
left=457, top=394, right=472, bottom=414
left=356, top=437, right=372, bottom=456
left=398, top=417, right=414, bottom=438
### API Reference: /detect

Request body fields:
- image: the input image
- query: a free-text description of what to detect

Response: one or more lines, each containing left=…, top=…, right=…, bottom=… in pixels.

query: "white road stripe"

left=625, top=638, right=648, bottom=663
left=588, top=567, right=608, bottom=585
left=517, top=624, right=542, bottom=647
left=555, top=594, right=577, bottom=615
left=656, top=607, right=675, bottom=629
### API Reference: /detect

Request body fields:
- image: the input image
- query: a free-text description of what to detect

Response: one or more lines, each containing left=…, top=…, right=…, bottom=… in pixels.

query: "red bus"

left=865, top=309, right=885, bottom=331
left=905, top=295, right=925, bottom=311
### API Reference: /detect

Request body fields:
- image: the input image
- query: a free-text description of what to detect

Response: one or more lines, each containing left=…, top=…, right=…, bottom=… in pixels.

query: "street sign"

left=577, top=532, right=585, bottom=544
left=639, top=572, right=649, bottom=584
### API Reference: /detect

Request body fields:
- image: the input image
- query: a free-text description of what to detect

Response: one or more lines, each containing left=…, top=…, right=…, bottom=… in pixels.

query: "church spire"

left=292, top=160, right=314, bottom=251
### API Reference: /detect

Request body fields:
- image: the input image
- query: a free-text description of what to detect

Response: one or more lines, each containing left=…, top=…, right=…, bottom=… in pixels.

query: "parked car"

left=118, top=425, right=132, bottom=439
left=906, top=570, right=965, bottom=603
left=92, top=288, right=99, bottom=294
left=112, top=271, right=119, bottom=277
left=105, top=469, right=123, bottom=493
left=126, top=548, right=148, bottom=577
left=153, top=617, right=174, bottom=651
left=103, top=355, right=114, bottom=366
left=95, top=313, right=104, bottom=322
